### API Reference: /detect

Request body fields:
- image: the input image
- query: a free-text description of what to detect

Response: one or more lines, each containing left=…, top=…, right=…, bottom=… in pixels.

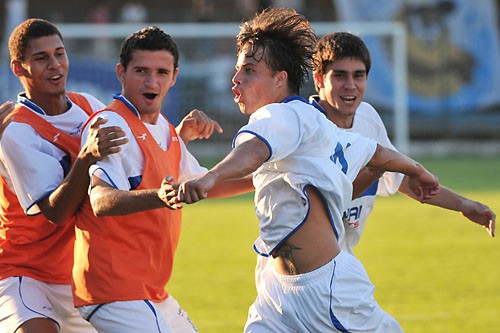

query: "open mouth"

left=341, top=96, right=356, bottom=102
left=143, top=93, right=157, bottom=100
left=232, top=87, right=242, bottom=103
left=49, top=74, right=63, bottom=81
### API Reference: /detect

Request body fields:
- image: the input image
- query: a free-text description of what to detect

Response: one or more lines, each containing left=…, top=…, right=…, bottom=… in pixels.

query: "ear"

left=11, top=60, right=26, bottom=77
left=170, top=68, right=179, bottom=87
left=275, top=70, right=288, bottom=88
left=313, top=71, right=324, bottom=90
left=116, top=63, right=125, bottom=84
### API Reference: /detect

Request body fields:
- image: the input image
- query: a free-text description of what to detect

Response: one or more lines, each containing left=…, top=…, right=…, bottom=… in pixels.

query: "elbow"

left=90, top=195, right=112, bottom=217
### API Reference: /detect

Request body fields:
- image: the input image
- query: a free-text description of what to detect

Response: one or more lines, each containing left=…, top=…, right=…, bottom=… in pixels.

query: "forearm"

left=399, top=179, right=466, bottom=211
left=90, top=184, right=166, bottom=216
left=38, top=153, right=94, bottom=225
left=207, top=176, right=254, bottom=199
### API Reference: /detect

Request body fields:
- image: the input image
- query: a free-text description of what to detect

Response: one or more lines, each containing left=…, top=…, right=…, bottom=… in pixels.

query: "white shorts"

left=245, top=251, right=403, bottom=333
left=78, top=295, right=198, bottom=333
left=0, top=276, right=96, bottom=333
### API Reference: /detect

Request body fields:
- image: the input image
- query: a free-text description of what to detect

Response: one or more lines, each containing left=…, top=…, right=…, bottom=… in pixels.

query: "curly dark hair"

left=236, top=7, right=317, bottom=94
left=313, top=32, right=371, bottom=77
left=9, top=18, right=63, bottom=62
left=119, top=26, right=179, bottom=70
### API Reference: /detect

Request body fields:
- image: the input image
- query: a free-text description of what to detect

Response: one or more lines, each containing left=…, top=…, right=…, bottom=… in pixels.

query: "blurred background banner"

left=1, top=0, right=500, bottom=154
left=335, top=0, right=500, bottom=115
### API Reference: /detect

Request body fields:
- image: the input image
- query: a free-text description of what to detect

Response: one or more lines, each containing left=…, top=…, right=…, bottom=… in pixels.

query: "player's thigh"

left=331, top=251, right=403, bottom=333
left=78, top=300, right=173, bottom=333
left=0, top=276, right=59, bottom=333
left=157, top=296, right=198, bottom=333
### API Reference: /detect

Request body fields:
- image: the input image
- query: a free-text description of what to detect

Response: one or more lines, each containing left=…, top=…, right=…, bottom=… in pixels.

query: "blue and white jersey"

left=234, top=97, right=377, bottom=256
left=310, top=96, right=404, bottom=254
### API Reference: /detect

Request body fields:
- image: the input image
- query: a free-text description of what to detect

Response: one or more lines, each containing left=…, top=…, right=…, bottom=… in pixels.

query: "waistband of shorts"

left=273, top=250, right=347, bottom=286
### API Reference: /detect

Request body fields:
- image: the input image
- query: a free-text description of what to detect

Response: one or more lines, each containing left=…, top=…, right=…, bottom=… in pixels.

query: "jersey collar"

left=17, top=93, right=73, bottom=116
left=113, top=93, right=140, bottom=118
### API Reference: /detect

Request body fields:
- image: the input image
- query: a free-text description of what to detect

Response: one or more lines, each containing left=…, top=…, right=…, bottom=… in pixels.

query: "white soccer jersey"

left=234, top=97, right=377, bottom=256
left=0, top=93, right=105, bottom=215
left=310, top=96, right=404, bottom=254
left=81, top=98, right=207, bottom=191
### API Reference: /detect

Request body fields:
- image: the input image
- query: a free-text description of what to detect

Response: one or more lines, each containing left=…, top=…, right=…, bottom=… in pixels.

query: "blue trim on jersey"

left=113, top=93, right=140, bottom=118
left=266, top=184, right=338, bottom=256
left=359, top=179, right=379, bottom=198
left=26, top=192, right=51, bottom=216
left=90, top=166, right=120, bottom=189
left=253, top=243, right=270, bottom=257
left=143, top=300, right=162, bottom=332
left=281, top=95, right=308, bottom=104
left=329, top=261, right=351, bottom=332
left=85, top=304, right=105, bottom=322
left=308, top=95, right=327, bottom=115
left=232, top=130, right=272, bottom=162
left=17, top=277, right=57, bottom=324
left=18, top=93, right=72, bottom=115
left=305, top=184, right=339, bottom=240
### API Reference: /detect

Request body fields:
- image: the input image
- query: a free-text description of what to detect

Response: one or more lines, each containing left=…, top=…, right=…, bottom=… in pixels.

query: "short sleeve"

left=0, top=123, right=66, bottom=215
left=233, top=105, right=302, bottom=162
left=82, top=111, right=133, bottom=190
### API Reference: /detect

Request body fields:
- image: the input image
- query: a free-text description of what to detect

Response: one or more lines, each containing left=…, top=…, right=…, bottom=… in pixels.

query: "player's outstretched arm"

left=399, top=179, right=496, bottom=237
left=177, top=137, right=268, bottom=204
left=159, top=175, right=254, bottom=210
left=176, top=109, right=223, bottom=143
left=367, top=144, right=440, bottom=201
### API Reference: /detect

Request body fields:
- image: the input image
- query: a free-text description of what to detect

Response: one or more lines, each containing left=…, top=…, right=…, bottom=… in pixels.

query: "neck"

left=140, top=112, right=160, bottom=125
left=318, top=99, right=353, bottom=129
left=26, top=93, right=68, bottom=116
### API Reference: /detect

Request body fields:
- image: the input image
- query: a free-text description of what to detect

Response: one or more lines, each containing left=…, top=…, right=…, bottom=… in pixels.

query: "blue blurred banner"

left=335, top=0, right=500, bottom=114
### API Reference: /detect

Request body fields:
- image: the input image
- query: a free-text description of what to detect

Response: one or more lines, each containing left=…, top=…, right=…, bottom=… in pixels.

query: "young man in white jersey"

left=311, top=32, right=495, bottom=254
left=73, top=26, right=234, bottom=333
left=0, top=19, right=221, bottom=333
left=171, top=7, right=441, bottom=332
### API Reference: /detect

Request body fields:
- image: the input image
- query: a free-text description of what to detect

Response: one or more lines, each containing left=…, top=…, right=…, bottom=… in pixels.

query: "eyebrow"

left=332, top=69, right=366, bottom=74
left=29, top=46, right=65, bottom=58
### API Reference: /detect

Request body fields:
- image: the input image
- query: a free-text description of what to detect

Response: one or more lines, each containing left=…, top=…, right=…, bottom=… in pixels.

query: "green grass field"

left=169, top=156, right=500, bottom=333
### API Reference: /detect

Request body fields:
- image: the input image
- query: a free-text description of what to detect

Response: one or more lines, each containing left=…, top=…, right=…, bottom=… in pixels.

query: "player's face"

left=232, top=46, right=286, bottom=115
left=316, top=57, right=367, bottom=128
left=117, top=49, right=178, bottom=124
left=13, top=35, right=69, bottom=101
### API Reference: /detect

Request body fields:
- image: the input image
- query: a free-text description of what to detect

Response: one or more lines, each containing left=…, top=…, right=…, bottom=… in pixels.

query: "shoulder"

left=74, top=92, right=107, bottom=111
left=356, top=102, right=383, bottom=121
left=354, top=102, right=387, bottom=130
left=0, top=122, right=40, bottom=149
left=83, top=110, right=130, bottom=137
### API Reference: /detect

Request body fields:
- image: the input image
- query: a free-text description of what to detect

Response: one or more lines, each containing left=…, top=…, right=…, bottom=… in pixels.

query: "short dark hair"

left=236, top=7, right=317, bottom=94
left=313, top=32, right=371, bottom=77
left=119, top=26, right=179, bottom=70
left=9, top=18, right=63, bottom=62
